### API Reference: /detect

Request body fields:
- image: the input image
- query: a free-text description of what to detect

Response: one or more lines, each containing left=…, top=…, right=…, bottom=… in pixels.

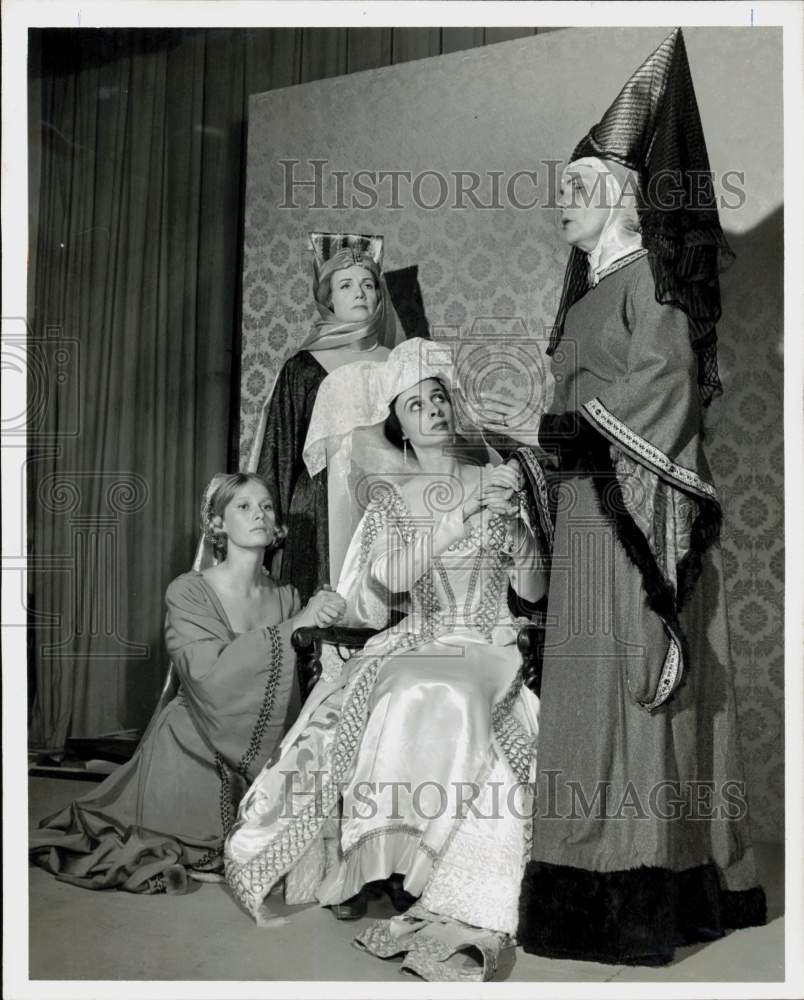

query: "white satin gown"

left=224, top=482, right=542, bottom=980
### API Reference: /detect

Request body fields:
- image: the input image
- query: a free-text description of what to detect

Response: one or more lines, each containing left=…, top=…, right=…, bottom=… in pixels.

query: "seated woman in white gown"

left=224, top=338, right=549, bottom=981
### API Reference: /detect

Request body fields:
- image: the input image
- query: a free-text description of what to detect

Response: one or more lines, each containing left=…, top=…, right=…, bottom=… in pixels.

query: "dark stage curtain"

left=28, top=28, right=251, bottom=748
left=27, top=26, right=545, bottom=751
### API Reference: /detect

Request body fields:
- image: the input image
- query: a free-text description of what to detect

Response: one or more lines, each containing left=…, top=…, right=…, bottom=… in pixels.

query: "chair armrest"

left=291, top=626, right=383, bottom=700
left=517, top=622, right=544, bottom=698
left=291, top=626, right=381, bottom=651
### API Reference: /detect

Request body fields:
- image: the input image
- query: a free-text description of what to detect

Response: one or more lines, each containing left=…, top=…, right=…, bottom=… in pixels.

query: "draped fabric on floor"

left=27, top=27, right=550, bottom=750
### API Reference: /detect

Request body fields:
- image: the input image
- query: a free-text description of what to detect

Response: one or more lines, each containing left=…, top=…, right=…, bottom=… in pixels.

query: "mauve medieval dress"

left=30, top=571, right=301, bottom=892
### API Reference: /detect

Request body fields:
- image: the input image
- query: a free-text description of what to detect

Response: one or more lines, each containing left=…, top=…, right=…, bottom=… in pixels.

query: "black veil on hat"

left=550, top=28, right=733, bottom=404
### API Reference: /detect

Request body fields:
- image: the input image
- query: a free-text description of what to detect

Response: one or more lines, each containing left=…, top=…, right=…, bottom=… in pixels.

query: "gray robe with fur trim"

left=519, top=254, right=765, bottom=964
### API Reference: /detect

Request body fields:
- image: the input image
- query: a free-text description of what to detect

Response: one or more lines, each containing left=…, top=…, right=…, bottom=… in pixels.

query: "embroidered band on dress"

left=643, top=630, right=683, bottom=712
left=582, top=398, right=717, bottom=500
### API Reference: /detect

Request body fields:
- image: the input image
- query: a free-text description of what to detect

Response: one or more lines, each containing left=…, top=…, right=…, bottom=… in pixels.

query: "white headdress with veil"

left=303, top=337, right=503, bottom=591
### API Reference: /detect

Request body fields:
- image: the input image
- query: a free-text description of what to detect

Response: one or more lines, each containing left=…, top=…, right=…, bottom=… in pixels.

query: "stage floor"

left=27, top=776, right=784, bottom=983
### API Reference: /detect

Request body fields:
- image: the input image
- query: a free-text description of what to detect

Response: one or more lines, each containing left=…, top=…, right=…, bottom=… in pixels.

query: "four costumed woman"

left=30, top=27, right=767, bottom=980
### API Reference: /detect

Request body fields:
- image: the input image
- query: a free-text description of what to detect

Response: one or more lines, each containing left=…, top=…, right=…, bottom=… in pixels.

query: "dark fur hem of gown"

left=525, top=258, right=768, bottom=967
left=518, top=861, right=767, bottom=966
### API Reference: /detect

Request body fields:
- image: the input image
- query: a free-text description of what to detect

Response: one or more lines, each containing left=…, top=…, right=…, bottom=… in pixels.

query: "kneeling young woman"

left=30, top=473, right=345, bottom=893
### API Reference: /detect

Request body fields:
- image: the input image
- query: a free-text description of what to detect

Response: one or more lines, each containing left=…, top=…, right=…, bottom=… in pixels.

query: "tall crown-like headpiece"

left=310, top=232, right=384, bottom=270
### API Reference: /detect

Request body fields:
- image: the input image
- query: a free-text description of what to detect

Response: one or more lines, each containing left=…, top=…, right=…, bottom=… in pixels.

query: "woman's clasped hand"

left=462, top=461, right=523, bottom=520
left=295, top=586, right=347, bottom=629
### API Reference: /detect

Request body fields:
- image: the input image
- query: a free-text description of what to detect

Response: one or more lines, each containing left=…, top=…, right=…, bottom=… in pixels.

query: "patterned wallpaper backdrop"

left=241, top=28, right=784, bottom=842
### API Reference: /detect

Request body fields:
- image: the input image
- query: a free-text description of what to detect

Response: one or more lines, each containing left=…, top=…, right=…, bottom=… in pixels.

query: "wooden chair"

left=291, top=619, right=544, bottom=701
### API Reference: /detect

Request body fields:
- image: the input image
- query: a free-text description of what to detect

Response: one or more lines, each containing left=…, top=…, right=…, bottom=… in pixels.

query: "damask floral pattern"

left=239, top=34, right=783, bottom=843
left=709, top=222, right=784, bottom=844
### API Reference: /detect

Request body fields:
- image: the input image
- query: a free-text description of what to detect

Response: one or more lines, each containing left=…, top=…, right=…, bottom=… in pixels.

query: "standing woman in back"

left=248, top=233, right=405, bottom=603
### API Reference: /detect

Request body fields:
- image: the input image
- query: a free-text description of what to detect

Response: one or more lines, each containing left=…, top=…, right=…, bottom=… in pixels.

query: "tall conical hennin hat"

left=551, top=28, right=733, bottom=405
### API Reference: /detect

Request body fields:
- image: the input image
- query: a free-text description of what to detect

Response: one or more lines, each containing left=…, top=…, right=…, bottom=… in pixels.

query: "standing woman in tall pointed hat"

left=483, top=29, right=767, bottom=964
left=246, top=234, right=427, bottom=604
